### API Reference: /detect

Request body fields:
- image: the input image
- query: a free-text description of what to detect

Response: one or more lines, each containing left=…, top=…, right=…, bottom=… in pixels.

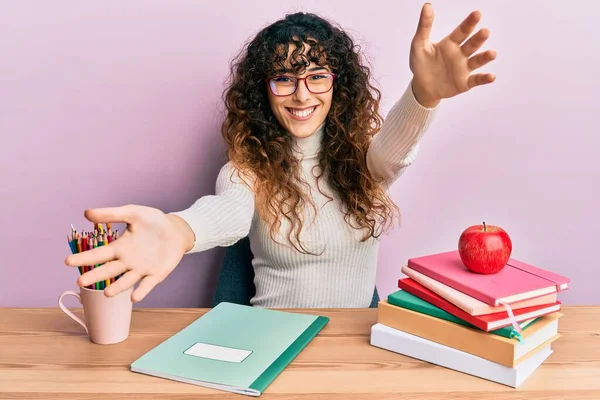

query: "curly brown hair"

left=220, top=11, right=400, bottom=254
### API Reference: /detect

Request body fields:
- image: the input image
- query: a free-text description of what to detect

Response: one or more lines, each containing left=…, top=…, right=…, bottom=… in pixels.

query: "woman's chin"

left=284, top=121, right=325, bottom=139
left=287, top=129, right=314, bottom=139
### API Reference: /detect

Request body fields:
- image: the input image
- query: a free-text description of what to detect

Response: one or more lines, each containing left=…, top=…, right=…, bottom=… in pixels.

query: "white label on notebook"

left=184, top=342, right=252, bottom=363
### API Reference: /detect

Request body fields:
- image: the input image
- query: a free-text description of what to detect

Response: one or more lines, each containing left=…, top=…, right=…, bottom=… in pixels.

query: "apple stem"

left=483, top=221, right=486, bottom=232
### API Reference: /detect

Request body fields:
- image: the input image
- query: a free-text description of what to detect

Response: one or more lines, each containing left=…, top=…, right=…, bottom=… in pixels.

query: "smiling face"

left=266, top=43, right=334, bottom=139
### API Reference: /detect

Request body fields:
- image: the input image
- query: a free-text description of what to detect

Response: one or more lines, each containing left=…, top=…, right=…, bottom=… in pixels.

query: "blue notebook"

left=130, top=302, right=329, bottom=396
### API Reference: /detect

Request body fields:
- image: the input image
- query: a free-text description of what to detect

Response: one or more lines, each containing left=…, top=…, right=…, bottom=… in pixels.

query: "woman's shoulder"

left=216, top=161, right=257, bottom=190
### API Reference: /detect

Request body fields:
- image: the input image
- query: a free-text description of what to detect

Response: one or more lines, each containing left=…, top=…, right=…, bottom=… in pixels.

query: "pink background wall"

left=2, top=1, right=598, bottom=307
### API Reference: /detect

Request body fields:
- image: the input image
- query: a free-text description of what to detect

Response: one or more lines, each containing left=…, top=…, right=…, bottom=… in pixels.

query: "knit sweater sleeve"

left=169, top=162, right=255, bottom=254
left=367, top=82, right=439, bottom=187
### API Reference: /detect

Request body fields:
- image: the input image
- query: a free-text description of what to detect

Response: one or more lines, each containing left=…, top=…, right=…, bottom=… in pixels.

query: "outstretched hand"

left=64, top=205, right=194, bottom=303
left=409, top=3, right=497, bottom=107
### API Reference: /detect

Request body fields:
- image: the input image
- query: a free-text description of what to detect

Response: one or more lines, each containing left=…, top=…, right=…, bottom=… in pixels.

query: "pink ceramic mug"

left=58, top=286, right=133, bottom=345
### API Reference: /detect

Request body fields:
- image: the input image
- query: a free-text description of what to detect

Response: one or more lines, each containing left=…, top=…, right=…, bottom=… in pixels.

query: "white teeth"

left=289, top=106, right=316, bottom=118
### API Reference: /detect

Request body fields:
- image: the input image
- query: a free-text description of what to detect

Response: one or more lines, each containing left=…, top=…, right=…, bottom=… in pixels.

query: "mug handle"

left=58, top=290, right=88, bottom=334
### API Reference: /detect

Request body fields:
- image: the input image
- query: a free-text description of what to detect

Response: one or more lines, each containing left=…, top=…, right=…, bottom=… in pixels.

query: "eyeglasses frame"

left=265, top=72, right=337, bottom=96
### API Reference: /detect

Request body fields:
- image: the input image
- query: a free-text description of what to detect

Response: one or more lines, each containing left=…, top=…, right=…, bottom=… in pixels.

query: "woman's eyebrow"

left=274, top=66, right=329, bottom=74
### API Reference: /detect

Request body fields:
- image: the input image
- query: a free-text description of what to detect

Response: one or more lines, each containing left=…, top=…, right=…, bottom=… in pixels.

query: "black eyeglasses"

left=265, top=73, right=337, bottom=96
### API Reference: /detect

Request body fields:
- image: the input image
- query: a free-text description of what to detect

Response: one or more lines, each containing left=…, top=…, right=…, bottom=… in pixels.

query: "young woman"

left=65, top=4, right=496, bottom=307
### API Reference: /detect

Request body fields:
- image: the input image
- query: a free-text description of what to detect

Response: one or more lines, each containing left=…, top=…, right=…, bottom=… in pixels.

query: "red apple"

left=458, top=222, right=512, bottom=274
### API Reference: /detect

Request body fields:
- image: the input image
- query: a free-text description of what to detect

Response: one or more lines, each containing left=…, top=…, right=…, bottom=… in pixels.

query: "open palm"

left=410, top=3, right=497, bottom=106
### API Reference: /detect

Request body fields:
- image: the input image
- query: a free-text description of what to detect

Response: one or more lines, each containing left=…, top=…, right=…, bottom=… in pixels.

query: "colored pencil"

left=68, top=223, right=122, bottom=291
left=93, top=236, right=100, bottom=290
left=87, top=236, right=93, bottom=289
left=67, top=234, right=83, bottom=275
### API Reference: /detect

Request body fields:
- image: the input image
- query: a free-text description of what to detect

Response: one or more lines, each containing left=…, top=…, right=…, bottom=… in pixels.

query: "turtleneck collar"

left=291, top=122, right=325, bottom=159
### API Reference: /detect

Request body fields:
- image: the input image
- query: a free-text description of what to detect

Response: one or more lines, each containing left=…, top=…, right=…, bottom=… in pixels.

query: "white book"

left=370, top=323, right=552, bottom=388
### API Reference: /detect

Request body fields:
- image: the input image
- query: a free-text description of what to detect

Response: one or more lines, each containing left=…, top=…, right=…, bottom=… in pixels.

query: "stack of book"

left=370, top=250, right=570, bottom=388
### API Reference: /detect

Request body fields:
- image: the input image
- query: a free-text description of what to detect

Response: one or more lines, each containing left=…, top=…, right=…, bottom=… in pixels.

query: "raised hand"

left=64, top=205, right=195, bottom=302
left=409, top=3, right=497, bottom=107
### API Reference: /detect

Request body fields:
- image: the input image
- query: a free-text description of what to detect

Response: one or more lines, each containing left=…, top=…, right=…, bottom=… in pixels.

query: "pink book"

left=401, top=264, right=558, bottom=316
left=406, top=250, right=570, bottom=306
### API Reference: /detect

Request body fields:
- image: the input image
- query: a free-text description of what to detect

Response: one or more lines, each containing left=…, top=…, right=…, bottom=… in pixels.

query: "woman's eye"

left=273, top=76, right=294, bottom=83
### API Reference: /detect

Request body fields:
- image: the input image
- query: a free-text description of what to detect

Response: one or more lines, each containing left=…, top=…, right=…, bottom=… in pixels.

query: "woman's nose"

left=292, top=79, right=311, bottom=103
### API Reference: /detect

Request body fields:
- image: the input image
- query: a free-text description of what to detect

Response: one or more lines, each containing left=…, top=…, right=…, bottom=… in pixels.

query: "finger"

left=83, top=205, right=137, bottom=225
left=468, top=73, right=496, bottom=89
left=413, top=3, right=434, bottom=44
left=468, top=49, right=497, bottom=71
left=132, top=275, right=161, bottom=303
left=64, top=242, right=118, bottom=268
left=461, top=28, right=490, bottom=57
left=104, top=270, right=141, bottom=298
left=448, top=10, right=481, bottom=45
left=77, top=260, right=128, bottom=288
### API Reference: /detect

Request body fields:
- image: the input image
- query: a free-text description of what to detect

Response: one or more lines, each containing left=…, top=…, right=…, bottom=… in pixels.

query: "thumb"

left=84, top=205, right=136, bottom=225
left=413, top=3, right=434, bottom=45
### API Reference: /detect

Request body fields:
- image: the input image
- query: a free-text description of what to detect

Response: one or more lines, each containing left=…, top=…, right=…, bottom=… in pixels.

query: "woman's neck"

left=291, top=122, right=325, bottom=158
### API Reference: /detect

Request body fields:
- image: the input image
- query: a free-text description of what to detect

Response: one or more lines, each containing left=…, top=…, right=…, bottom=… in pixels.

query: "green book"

left=387, top=290, right=538, bottom=341
left=130, top=302, right=329, bottom=396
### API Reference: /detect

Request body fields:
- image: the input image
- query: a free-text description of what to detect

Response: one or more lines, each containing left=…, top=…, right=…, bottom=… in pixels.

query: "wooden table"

left=1, top=306, right=599, bottom=399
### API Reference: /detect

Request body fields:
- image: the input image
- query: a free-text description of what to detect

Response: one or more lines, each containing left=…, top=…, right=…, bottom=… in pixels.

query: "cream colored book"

left=401, top=265, right=558, bottom=316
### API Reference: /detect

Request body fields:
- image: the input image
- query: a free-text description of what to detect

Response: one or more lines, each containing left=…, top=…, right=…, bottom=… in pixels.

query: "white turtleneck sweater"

left=171, top=83, right=438, bottom=308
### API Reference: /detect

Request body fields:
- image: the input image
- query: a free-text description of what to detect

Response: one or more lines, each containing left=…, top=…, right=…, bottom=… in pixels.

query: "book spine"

left=387, top=292, right=474, bottom=329
left=407, top=260, right=498, bottom=306
left=400, top=266, right=478, bottom=315
left=398, top=280, right=490, bottom=331
left=249, top=316, right=329, bottom=393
